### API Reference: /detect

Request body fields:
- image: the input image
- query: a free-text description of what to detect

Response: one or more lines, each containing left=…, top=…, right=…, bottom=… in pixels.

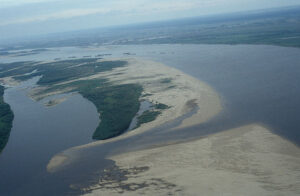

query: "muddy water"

left=0, top=44, right=300, bottom=195
left=0, top=77, right=99, bottom=195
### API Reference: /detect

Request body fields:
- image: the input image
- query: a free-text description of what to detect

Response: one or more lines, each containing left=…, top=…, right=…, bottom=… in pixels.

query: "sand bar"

left=47, top=58, right=222, bottom=172
left=83, top=124, right=300, bottom=196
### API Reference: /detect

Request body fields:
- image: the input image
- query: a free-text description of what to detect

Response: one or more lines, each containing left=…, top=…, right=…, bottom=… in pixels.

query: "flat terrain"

left=1, top=47, right=299, bottom=195
left=47, top=58, right=221, bottom=173
left=0, top=59, right=143, bottom=140
left=84, top=124, right=300, bottom=196
left=1, top=6, right=299, bottom=50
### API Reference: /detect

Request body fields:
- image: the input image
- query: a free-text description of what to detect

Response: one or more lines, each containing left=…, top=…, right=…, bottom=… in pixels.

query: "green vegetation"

left=1, top=7, right=300, bottom=50
left=0, top=85, right=14, bottom=153
left=113, top=8, right=300, bottom=48
left=0, top=59, right=142, bottom=140
left=136, top=110, right=161, bottom=128
left=0, top=59, right=127, bottom=83
left=155, top=103, right=170, bottom=110
left=135, top=102, right=170, bottom=128
left=37, top=60, right=126, bottom=85
left=80, top=82, right=142, bottom=139
left=0, top=61, right=37, bottom=79
left=39, top=78, right=142, bottom=139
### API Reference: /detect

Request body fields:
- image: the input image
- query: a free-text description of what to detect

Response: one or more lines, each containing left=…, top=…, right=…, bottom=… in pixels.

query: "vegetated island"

left=0, top=58, right=220, bottom=143
left=46, top=58, right=221, bottom=173
left=42, top=58, right=300, bottom=196
left=0, top=59, right=141, bottom=140
left=0, top=85, right=14, bottom=153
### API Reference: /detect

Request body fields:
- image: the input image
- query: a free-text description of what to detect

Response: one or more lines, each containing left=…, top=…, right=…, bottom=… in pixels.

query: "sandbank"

left=83, top=124, right=300, bottom=196
left=47, top=58, right=222, bottom=172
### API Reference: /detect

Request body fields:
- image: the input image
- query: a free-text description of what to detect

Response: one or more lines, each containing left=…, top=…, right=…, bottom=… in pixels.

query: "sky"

left=0, top=0, right=300, bottom=40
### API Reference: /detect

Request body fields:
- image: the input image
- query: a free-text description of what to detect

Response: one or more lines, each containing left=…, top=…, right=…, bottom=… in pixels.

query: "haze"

left=1, top=0, right=300, bottom=40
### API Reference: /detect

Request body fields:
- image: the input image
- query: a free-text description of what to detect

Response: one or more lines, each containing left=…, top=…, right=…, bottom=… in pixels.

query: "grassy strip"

left=0, top=85, right=14, bottom=153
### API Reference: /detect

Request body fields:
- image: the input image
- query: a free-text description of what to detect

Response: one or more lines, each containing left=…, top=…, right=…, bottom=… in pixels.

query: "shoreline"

left=83, top=123, right=300, bottom=195
left=47, top=57, right=222, bottom=172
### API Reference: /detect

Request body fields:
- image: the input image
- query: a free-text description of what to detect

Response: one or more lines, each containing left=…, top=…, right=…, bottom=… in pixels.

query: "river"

left=0, top=44, right=299, bottom=195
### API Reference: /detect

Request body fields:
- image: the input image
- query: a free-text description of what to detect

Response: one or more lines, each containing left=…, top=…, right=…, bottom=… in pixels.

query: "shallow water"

left=0, top=44, right=300, bottom=195
left=127, top=100, right=153, bottom=131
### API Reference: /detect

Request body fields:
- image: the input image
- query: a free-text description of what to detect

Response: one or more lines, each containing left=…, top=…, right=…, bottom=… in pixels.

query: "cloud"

left=0, top=8, right=111, bottom=25
left=0, top=0, right=58, bottom=8
left=1, top=0, right=300, bottom=27
left=0, top=0, right=200, bottom=26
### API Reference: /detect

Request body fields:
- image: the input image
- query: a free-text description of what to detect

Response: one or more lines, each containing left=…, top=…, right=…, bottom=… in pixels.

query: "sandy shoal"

left=47, top=57, right=222, bottom=172
left=83, top=124, right=300, bottom=196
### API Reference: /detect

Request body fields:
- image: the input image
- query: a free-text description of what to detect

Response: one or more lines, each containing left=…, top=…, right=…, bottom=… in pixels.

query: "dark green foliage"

left=37, top=60, right=127, bottom=85
left=9, top=58, right=140, bottom=140
left=13, top=73, right=40, bottom=81
left=135, top=102, right=170, bottom=128
left=107, top=8, right=300, bottom=48
left=40, top=78, right=142, bottom=140
left=155, top=103, right=170, bottom=110
left=0, top=59, right=127, bottom=84
left=80, top=83, right=142, bottom=140
left=0, top=61, right=37, bottom=78
left=1, top=7, right=300, bottom=50
left=0, top=61, right=32, bottom=72
left=0, top=85, right=14, bottom=153
left=0, top=58, right=141, bottom=140
left=136, top=110, right=161, bottom=127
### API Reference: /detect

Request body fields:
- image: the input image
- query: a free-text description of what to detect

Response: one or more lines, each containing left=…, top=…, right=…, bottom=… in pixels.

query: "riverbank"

left=0, top=85, right=14, bottom=153
left=83, top=124, right=300, bottom=196
left=94, top=58, right=222, bottom=133
left=47, top=58, right=222, bottom=172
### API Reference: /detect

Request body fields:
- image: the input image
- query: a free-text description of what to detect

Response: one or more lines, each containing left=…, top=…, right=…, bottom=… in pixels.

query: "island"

left=0, top=55, right=299, bottom=196
left=0, top=57, right=220, bottom=142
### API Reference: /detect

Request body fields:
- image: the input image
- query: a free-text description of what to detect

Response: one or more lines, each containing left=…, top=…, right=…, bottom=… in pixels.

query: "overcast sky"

left=1, top=0, right=300, bottom=40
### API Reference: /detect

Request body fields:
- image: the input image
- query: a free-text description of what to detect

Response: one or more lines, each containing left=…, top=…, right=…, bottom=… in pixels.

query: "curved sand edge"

left=83, top=124, right=300, bottom=196
left=47, top=58, right=222, bottom=172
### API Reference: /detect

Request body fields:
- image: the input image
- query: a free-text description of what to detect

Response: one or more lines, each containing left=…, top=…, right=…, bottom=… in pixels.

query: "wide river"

left=0, top=44, right=300, bottom=195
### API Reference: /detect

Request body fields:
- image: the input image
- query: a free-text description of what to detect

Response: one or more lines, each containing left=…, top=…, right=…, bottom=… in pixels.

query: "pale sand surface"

left=0, top=76, right=19, bottom=86
left=95, top=58, right=221, bottom=132
left=83, top=124, right=300, bottom=196
left=47, top=58, right=221, bottom=172
left=44, top=97, right=67, bottom=107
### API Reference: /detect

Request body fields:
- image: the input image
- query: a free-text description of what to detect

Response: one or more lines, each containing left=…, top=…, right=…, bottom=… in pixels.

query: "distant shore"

left=0, top=85, right=14, bottom=153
